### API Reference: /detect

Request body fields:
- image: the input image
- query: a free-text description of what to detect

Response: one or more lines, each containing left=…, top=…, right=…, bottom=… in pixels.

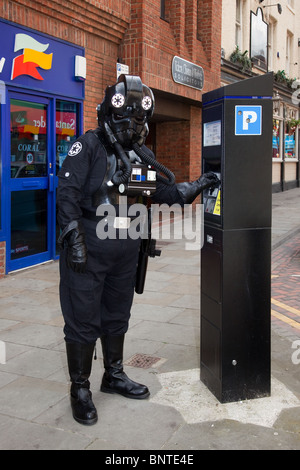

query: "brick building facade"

left=0, top=0, right=221, bottom=277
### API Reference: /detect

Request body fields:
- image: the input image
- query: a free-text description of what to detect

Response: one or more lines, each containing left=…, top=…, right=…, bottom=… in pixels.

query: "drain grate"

left=125, top=353, right=162, bottom=369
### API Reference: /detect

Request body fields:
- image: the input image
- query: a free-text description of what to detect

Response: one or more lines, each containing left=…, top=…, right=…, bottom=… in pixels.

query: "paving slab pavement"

left=0, top=188, right=299, bottom=451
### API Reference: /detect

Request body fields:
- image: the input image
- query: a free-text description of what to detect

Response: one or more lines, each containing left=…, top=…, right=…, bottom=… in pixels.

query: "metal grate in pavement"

left=124, top=353, right=162, bottom=369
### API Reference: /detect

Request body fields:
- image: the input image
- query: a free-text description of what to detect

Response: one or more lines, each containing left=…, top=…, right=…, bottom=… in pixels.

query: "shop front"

left=0, top=19, right=85, bottom=275
left=272, top=93, right=300, bottom=192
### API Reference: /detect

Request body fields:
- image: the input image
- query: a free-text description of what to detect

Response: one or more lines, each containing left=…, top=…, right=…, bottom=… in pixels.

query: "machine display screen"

left=203, top=120, right=221, bottom=147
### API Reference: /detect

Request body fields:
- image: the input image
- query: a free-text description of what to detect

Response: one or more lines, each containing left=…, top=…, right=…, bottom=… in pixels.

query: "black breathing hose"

left=111, top=141, right=132, bottom=185
left=132, top=142, right=175, bottom=185
left=103, top=121, right=175, bottom=186
left=102, top=122, right=132, bottom=185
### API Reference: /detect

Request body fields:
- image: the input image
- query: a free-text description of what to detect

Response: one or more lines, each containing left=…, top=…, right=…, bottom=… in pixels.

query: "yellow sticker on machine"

left=213, top=190, right=221, bottom=216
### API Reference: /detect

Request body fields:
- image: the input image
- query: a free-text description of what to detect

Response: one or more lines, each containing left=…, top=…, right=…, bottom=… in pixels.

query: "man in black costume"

left=57, top=74, right=218, bottom=425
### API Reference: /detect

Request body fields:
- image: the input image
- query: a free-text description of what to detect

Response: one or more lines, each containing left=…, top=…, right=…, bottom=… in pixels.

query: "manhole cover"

left=124, top=353, right=162, bottom=369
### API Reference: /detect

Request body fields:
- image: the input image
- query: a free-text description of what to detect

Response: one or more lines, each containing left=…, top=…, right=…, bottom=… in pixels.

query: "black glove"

left=65, top=229, right=87, bottom=273
left=176, top=172, right=220, bottom=204
left=196, top=172, right=220, bottom=189
left=58, top=220, right=87, bottom=273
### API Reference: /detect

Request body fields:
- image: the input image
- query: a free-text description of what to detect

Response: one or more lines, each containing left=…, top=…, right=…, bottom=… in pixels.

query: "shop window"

left=285, top=121, right=297, bottom=159
left=56, top=100, right=78, bottom=173
left=11, top=189, right=47, bottom=260
left=10, top=99, right=47, bottom=178
left=272, top=119, right=281, bottom=159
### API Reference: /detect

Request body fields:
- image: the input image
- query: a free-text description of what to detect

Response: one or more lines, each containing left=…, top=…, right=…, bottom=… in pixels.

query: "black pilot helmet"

left=97, top=74, right=155, bottom=148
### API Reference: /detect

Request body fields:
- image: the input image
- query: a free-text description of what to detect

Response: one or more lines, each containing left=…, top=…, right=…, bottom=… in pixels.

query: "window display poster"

left=285, top=134, right=296, bottom=158
left=272, top=119, right=280, bottom=158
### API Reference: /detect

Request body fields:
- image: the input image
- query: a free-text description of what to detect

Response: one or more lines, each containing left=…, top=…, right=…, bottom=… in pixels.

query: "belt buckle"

left=113, top=217, right=131, bottom=229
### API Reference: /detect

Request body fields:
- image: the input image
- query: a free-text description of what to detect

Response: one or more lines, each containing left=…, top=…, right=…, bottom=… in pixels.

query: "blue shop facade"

left=0, top=19, right=85, bottom=274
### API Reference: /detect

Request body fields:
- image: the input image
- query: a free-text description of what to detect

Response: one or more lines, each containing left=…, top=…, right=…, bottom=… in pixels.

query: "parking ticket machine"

left=200, top=73, right=273, bottom=403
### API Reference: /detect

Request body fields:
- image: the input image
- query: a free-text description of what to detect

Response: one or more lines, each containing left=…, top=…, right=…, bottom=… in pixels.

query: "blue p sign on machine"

left=235, top=105, right=262, bottom=136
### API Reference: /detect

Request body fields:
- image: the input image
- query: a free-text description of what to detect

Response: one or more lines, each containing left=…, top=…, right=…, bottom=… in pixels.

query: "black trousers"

left=59, top=220, right=141, bottom=344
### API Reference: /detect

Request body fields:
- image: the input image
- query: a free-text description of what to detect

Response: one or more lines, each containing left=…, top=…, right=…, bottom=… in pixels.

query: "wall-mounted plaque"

left=171, top=56, right=204, bottom=90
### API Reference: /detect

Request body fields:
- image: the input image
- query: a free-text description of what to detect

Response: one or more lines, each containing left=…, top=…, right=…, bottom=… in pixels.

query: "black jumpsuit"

left=57, top=128, right=183, bottom=344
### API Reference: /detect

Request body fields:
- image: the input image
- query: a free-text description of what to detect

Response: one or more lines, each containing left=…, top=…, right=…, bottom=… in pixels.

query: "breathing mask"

left=97, top=75, right=175, bottom=190
left=97, top=74, right=154, bottom=148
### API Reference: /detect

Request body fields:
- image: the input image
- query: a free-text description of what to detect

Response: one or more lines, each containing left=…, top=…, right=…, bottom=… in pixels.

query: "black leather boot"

left=100, top=334, right=150, bottom=399
left=66, top=342, right=98, bottom=425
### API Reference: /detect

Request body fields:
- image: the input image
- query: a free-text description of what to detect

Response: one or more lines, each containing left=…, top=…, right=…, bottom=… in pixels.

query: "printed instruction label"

left=213, top=190, right=221, bottom=216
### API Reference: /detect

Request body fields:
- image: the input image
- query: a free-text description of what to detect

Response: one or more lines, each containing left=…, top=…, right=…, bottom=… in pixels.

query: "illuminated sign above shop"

left=0, top=19, right=85, bottom=99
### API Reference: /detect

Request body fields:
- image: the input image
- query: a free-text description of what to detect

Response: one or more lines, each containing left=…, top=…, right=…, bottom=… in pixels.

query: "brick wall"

left=1, top=0, right=220, bottom=131
left=156, top=121, right=191, bottom=183
left=156, top=106, right=202, bottom=185
left=120, top=0, right=221, bottom=96
left=120, top=0, right=221, bottom=185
